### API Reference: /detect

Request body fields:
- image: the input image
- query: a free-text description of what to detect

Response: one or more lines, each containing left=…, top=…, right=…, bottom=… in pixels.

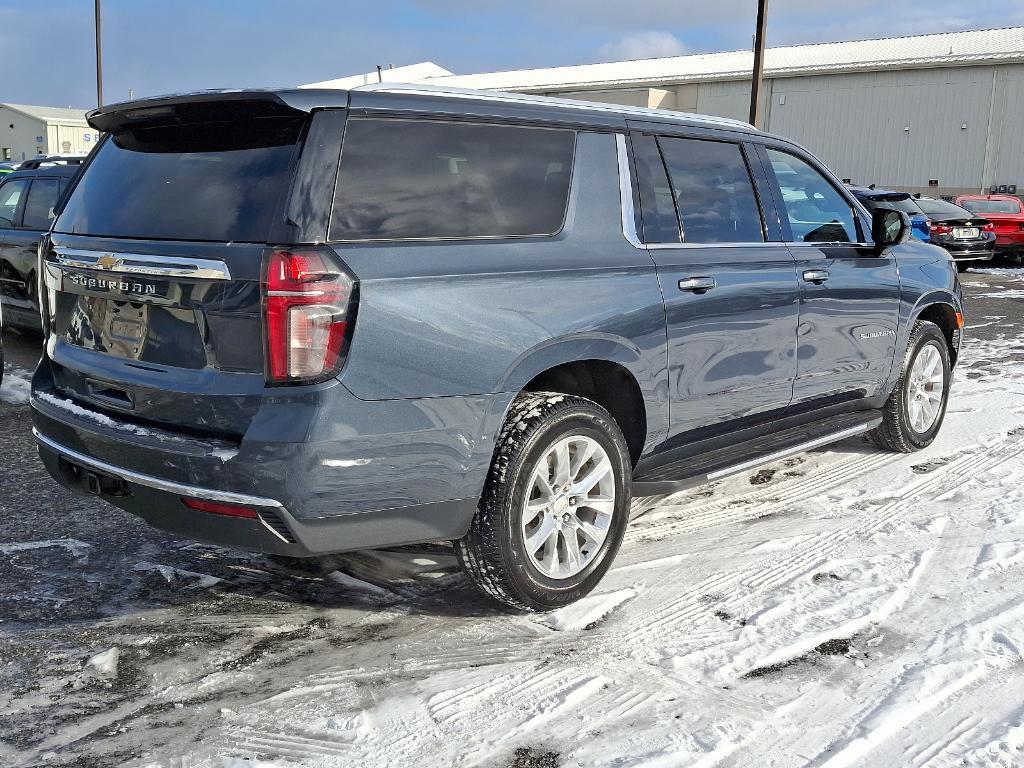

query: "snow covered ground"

left=3, top=271, right=1024, bottom=767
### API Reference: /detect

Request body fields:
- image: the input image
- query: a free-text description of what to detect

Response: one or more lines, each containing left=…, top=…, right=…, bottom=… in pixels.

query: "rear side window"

left=631, top=133, right=680, bottom=244
left=658, top=137, right=764, bottom=243
left=55, top=112, right=305, bottom=242
left=330, top=119, right=575, bottom=241
left=0, top=178, right=27, bottom=227
left=765, top=149, right=859, bottom=243
left=22, top=178, right=62, bottom=230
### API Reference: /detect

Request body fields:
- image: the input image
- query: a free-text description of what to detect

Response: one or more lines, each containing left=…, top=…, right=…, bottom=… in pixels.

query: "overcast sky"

left=3, top=0, right=1023, bottom=108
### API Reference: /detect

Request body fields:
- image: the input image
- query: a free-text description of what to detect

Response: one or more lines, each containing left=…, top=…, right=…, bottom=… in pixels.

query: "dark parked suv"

left=0, top=163, right=81, bottom=329
left=30, top=86, right=963, bottom=610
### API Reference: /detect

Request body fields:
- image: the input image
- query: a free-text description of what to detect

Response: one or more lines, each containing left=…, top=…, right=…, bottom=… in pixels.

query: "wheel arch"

left=910, top=296, right=962, bottom=366
left=499, top=337, right=665, bottom=467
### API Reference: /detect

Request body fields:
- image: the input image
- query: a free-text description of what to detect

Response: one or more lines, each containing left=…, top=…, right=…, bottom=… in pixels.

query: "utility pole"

left=748, top=0, right=768, bottom=128
left=94, top=0, right=103, bottom=107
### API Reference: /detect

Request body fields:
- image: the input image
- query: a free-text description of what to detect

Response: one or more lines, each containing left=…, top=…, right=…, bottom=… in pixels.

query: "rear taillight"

left=264, top=248, right=356, bottom=385
left=930, top=223, right=952, bottom=235
left=984, top=222, right=995, bottom=231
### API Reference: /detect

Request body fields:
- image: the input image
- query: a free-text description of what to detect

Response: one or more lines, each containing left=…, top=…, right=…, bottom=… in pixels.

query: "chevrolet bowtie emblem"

left=96, top=253, right=120, bottom=269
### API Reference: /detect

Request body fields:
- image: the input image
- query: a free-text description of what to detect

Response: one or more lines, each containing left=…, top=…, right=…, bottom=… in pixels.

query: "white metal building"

left=313, top=28, right=1024, bottom=198
left=0, top=103, right=97, bottom=163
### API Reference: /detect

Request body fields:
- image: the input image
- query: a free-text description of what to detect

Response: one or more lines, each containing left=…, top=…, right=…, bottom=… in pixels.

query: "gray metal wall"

left=690, top=64, right=1024, bottom=196
left=548, top=63, right=1024, bottom=198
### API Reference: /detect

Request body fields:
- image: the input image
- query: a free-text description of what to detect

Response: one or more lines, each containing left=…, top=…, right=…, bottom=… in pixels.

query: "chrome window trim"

left=51, top=247, right=232, bottom=281
left=616, top=134, right=644, bottom=250
left=33, top=428, right=283, bottom=508
left=615, top=133, right=789, bottom=251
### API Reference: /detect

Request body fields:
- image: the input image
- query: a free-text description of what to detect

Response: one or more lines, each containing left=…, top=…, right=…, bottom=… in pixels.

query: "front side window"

left=330, top=119, right=575, bottom=241
left=22, top=178, right=62, bottom=230
left=766, top=148, right=859, bottom=243
left=0, top=178, right=28, bottom=227
left=658, top=137, right=764, bottom=244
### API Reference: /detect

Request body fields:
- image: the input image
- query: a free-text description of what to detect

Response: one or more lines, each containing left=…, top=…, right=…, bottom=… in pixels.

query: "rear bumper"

left=30, top=360, right=506, bottom=555
left=35, top=428, right=478, bottom=556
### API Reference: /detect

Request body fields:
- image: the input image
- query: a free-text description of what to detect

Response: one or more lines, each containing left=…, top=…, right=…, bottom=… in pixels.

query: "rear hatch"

left=38, top=95, right=347, bottom=438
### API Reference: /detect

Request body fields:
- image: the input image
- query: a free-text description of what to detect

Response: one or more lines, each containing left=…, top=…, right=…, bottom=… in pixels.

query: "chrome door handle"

left=678, top=276, right=716, bottom=293
left=803, top=269, right=829, bottom=284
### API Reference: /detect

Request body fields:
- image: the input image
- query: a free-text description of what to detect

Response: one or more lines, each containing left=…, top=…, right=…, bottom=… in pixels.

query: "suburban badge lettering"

left=66, top=272, right=157, bottom=295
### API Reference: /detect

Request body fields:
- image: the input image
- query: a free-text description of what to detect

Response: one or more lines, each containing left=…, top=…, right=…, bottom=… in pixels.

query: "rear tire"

left=869, top=321, right=951, bottom=453
left=456, top=391, right=632, bottom=611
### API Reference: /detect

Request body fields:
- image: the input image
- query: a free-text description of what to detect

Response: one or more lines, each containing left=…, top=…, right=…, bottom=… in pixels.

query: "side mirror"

left=872, top=208, right=911, bottom=252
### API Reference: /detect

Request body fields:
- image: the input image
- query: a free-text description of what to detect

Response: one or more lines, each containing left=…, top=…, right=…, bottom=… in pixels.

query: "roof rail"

left=350, top=82, right=756, bottom=131
left=18, top=155, right=87, bottom=170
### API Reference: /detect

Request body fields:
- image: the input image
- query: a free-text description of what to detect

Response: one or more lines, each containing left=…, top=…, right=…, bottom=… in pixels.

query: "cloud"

left=600, top=31, right=688, bottom=62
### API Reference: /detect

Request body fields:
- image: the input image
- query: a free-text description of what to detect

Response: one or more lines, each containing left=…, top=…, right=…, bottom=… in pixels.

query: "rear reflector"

left=264, top=249, right=355, bottom=384
left=182, top=497, right=259, bottom=519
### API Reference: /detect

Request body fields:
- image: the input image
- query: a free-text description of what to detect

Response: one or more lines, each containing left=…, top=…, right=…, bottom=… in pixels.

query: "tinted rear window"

left=914, top=198, right=973, bottom=218
left=330, top=119, right=575, bottom=241
left=960, top=198, right=1022, bottom=214
left=55, top=113, right=304, bottom=242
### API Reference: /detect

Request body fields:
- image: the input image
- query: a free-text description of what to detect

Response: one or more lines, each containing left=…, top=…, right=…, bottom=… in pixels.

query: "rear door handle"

left=678, top=276, right=716, bottom=293
left=802, top=269, right=829, bottom=284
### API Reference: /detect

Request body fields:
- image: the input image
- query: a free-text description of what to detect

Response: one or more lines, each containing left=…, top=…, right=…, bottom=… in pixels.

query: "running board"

left=632, top=412, right=882, bottom=496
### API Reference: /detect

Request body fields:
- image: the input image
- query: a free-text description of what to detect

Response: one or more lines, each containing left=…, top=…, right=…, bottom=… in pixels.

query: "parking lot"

left=0, top=267, right=1022, bottom=767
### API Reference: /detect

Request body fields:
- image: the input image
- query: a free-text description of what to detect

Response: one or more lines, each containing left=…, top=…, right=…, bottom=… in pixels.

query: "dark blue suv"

left=30, top=86, right=963, bottom=610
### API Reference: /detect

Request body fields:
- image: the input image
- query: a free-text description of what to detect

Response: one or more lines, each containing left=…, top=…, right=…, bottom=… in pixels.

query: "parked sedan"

left=955, top=194, right=1024, bottom=262
left=0, top=164, right=80, bottom=330
left=913, top=195, right=995, bottom=269
left=847, top=186, right=931, bottom=242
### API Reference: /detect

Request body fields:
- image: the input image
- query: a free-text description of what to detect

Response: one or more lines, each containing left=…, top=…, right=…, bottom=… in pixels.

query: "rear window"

left=55, top=112, right=305, bottom=242
left=330, top=119, right=575, bottom=241
left=914, top=198, right=973, bottom=218
left=960, top=198, right=1022, bottom=215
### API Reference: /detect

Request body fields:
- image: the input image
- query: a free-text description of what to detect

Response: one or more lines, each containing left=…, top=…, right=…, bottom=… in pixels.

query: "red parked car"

left=955, top=194, right=1024, bottom=262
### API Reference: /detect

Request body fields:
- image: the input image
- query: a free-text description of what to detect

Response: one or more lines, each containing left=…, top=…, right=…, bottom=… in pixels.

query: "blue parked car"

left=848, top=186, right=931, bottom=242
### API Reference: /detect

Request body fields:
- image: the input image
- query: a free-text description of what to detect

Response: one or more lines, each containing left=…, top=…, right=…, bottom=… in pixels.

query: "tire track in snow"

left=622, top=430, right=1024, bottom=650
left=627, top=449, right=894, bottom=546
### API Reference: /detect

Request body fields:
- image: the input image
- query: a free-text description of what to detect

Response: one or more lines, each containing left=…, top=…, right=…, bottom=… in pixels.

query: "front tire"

left=456, top=391, right=632, bottom=611
left=869, top=320, right=951, bottom=453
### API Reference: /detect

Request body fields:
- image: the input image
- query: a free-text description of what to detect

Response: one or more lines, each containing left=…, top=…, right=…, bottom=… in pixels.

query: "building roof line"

left=0, top=102, right=90, bottom=124
left=427, top=26, right=1024, bottom=92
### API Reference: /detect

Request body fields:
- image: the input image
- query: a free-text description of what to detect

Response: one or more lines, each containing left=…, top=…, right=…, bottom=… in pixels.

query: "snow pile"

left=0, top=538, right=91, bottom=558
left=0, top=366, right=31, bottom=404
left=536, top=587, right=635, bottom=631
left=134, top=561, right=222, bottom=588
left=85, top=647, right=120, bottom=678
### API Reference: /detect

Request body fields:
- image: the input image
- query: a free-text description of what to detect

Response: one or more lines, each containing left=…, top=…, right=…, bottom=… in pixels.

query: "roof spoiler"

left=86, top=89, right=350, bottom=133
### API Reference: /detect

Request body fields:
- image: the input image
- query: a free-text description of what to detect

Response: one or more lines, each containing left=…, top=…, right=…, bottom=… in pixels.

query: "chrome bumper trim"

left=51, top=247, right=232, bottom=281
left=33, top=428, right=283, bottom=508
